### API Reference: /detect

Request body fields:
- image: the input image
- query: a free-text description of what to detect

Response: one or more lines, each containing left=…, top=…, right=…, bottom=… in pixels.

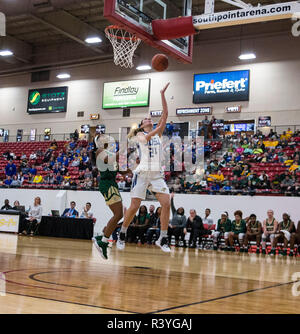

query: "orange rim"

left=105, top=25, right=140, bottom=41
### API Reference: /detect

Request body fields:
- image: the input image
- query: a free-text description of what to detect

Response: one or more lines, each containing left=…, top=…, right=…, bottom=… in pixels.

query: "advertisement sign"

left=226, top=106, right=242, bottom=113
left=102, top=79, right=150, bottom=109
left=30, top=129, right=36, bottom=141
left=193, top=70, right=250, bottom=103
left=150, top=110, right=162, bottom=117
left=212, top=119, right=224, bottom=129
left=16, top=129, right=23, bottom=142
left=258, top=116, right=271, bottom=127
left=27, top=86, right=68, bottom=114
left=96, top=125, right=106, bottom=134
left=44, top=128, right=51, bottom=141
left=81, top=125, right=90, bottom=134
left=0, top=214, right=20, bottom=233
left=3, top=130, right=9, bottom=142
left=176, top=107, right=212, bottom=116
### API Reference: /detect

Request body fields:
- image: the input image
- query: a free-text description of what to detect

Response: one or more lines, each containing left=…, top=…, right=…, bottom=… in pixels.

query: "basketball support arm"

left=151, top=0, right=300, bottom=40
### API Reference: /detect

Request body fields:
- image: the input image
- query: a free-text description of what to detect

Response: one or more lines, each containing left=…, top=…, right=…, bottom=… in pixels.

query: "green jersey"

left=280, top=220, right=292, bottom=231
left=217, top=219, right=232, bottom=233
left=231, top=219, right=246, bottom=234
left=248, top=220, right=261, bottom=233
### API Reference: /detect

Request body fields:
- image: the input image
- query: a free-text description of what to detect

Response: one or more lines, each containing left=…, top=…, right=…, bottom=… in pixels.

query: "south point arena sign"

left=0, top=12, right=5, bottom=36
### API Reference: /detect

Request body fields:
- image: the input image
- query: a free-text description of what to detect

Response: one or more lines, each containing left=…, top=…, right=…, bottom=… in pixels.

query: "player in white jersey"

left=117, top=82, right=171, bottom=253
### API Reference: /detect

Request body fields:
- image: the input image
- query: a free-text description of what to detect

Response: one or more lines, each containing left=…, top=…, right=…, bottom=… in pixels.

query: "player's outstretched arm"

left=144, top=83, right=170, bottom=141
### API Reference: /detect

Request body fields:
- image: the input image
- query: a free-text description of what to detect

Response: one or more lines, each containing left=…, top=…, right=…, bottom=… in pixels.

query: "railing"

left=0, top=183, right=296, bottom=197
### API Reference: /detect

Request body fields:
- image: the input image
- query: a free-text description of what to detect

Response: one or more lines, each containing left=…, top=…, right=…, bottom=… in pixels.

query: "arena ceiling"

left=0, top=0, right=295, bottom=76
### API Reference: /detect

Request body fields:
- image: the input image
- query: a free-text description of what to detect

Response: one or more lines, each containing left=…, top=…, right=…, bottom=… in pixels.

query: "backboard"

left=104, top=0, right=193, bottom=63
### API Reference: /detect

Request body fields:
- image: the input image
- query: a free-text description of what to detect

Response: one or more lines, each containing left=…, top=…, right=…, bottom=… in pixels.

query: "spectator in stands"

left=50, top=140, right=58, bottom=150
left=29, top=152, right=37, bottom=160
left=4, top=176, right=12, bottom=186
left=5, top=160, right=17, bottom=177
left=29, top=165, right=37, bottom=176
left=10, top=175, right=21, bottom=187
left=1, top=199, right=12, bottom=210
left=146, top=206, right=161, bottom=244
left=62, top=201, right=79, bottom=218
left=80, top=202, right=93, bottom=219
left=33, top=172, right=43, bottom=184
left=198, top=116, right=210, bottom=139
left=83, top=177, right=92, bottom=189
left=55, top=172, right=63, bottom=185
left=228, top=210, right=246, bottom=252
left=243, top=214, right=262, bottom=253
left=212, top=212, right=231, bottom=250
left=117, top=176, right=126, bottom=190
left=21, top=197, right=43, bottom=236
left=168, top=193, right=187, bottom=247
left=73, top=129, right=79, bottom=141
left=172, top=178, right=182, bottom=193
left=127, top=205, right=150, bottom=244
left=44, top=172, right=55, bottom=185
left=273, top=213, right=295, bottom=256
left=261, top=210, right=278, bottom=255
left=71, top=156, right=80, bottom=167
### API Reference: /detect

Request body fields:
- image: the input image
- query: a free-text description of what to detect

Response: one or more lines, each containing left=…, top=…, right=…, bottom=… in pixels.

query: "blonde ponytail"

left=128, top=126, right=143, bottom=139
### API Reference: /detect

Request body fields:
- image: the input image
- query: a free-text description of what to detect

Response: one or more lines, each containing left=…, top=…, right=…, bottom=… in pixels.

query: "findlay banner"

left=102, top=79, right=150, bottom=109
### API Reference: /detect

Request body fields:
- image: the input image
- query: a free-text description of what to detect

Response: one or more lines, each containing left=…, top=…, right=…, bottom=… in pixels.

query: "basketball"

left=152, top=54, right=169, bottom=72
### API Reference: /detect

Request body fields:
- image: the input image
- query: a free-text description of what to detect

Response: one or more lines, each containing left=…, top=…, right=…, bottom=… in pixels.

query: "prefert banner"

left=102, top=79, right=150, bottom=109
left=193, top=70, right=250, bottom=103
left=27, top=86, right=68, bottom=114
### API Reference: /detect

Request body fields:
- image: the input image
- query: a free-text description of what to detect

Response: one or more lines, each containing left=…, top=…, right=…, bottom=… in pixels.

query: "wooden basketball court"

left=0, top=233, right=299, bottom=314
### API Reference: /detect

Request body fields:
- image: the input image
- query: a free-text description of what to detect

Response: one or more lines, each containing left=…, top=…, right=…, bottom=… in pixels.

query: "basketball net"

left=105, top=25, right=141, bottom=68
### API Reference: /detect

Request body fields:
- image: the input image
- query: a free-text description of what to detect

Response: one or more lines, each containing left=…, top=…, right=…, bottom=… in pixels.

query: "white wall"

left=0, top=188, right=299, bottom=236
left=0, top=33, right=300, bottom=137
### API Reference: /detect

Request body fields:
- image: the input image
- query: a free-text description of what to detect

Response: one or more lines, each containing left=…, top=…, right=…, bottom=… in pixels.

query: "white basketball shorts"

left=131, top=171, right=169, bottom=200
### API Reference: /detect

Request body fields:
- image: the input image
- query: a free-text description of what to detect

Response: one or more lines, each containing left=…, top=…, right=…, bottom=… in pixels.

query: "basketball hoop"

left=105, top=25, right=141, bottom=68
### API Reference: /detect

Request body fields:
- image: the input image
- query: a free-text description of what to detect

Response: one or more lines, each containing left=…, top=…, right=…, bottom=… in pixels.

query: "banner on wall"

left=176, top=107, right=212, bottom=116
left=30, top=129, right=36, bottom=141
left=258, top=116, right=271, bottom=127
left=225, top=106, right=242, bottom=113
left=102, top=79, right=150, bottom=109
left=96, top=124, right=106, bottom=134
left=27, top=86, right=68, bottom=114
left=16, top=129, right=23, bottom=142
left=193, top=70, right=250, bottom=103
left=3, top=130, right=9, bottom=142
left=44, top=128, right=51, bottom=141
left=150, top=110, right=162, bottom=117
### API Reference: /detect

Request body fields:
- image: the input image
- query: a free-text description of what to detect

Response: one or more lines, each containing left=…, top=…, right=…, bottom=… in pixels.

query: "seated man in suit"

left=62, top=201, right=79, bottom=218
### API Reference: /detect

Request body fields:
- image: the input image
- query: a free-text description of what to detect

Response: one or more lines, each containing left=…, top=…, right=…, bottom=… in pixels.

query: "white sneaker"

left=117, top=232, right=126, bottom=250
left=155, top=237, right=171, bottom=253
